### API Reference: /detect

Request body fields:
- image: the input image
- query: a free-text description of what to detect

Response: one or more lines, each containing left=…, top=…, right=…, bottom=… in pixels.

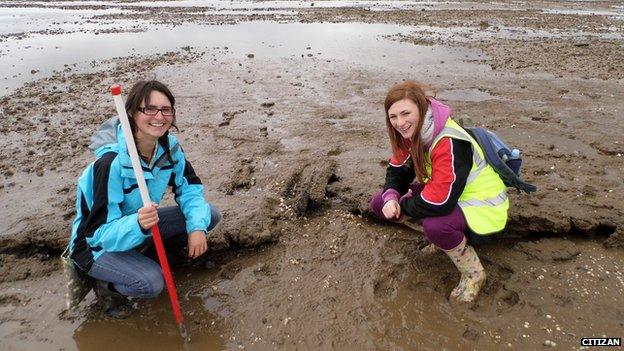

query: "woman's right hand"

left=382, top=200, right=401, bottom=220
left=138, top=203, right=159, bottom=230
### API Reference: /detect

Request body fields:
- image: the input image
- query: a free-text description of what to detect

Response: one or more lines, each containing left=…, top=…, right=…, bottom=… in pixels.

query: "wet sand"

left=0, top=0, right=623, bottom=350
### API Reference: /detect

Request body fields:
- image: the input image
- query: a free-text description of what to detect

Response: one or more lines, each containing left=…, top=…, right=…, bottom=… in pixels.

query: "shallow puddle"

left=0, top=19, right=484, bottom=96
left=73, top=273, right=226, bottom=350
left=0, top=7, right=128, bottom=35
left=19, top=0, right=443, bottom=10
left=542, top=8, right=624, bottom=19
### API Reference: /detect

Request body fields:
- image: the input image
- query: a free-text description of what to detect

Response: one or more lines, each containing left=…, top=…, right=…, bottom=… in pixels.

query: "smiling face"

left=387, top=98, right=421, bottom=139
left=133, top=90, right=174, bottom=143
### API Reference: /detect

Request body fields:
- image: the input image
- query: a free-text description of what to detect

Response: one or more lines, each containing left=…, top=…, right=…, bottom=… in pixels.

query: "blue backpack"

left=459, top=118, right=537, bottom=194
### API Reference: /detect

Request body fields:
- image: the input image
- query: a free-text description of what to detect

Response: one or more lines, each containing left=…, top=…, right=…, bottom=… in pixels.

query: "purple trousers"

left=370, top=184, right=467, bottom=250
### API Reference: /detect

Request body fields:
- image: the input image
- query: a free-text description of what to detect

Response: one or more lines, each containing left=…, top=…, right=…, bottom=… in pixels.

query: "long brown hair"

left=384, top=81, right=434, bottom=183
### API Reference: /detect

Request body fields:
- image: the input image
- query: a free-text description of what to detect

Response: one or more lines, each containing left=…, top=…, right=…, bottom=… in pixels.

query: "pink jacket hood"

left=427, top=97, right=452, bottom=150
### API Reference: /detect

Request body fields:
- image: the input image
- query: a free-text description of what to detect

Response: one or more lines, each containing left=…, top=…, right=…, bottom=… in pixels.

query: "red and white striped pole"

left=110, top=84, right=188, bottom=341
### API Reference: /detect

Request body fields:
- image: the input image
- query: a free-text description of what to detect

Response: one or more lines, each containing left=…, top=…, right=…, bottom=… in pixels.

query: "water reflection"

left=542, top=8, right=624, bottom=19
left=74, top=293, right=225, bottom=350
left=0, top=21, right=484, bottom=95
left=13, top=0, right=446, bottom=10
left=0, top=7, right=127, bottom=35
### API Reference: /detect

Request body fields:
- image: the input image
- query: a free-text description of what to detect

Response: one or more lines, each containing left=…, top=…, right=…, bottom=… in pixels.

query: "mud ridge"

left=506, top=215, right=619, bottom=244
left=281, top=158, right=337, bottom=216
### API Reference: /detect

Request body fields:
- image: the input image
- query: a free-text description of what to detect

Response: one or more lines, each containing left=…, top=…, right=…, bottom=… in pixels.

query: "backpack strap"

left=466, top=128, right=537, bottom=194
left=434, top=126, right=488, bottom=184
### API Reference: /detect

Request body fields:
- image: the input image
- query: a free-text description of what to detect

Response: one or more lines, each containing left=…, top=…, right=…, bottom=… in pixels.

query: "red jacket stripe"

left=420, top=137, right=456, bottom=205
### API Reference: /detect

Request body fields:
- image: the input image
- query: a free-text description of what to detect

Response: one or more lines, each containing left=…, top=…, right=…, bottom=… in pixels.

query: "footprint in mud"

left=474, top=258, right=517, bottom=312
left=326, top=145, right=341, bottom=156
left=219, top=262, right=243, bottom=280
left=260, top=126, right=268, bottom=137
left=222, top=158, right=255, bottom=195
left=512, top=238, right=580, bottom=262
left=260, top=101, right=275, bottom=118
left=373, top=266, right=405, bottom=300
left=218, top=109, right=246, bottom=127
left=260, top=102, right=275, bottom=109
left=551, top=293, right=572, bottom=307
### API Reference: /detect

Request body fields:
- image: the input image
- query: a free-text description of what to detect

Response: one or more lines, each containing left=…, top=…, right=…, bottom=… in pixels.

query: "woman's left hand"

left=400, top=189, right=414, bottom=202
left=188, top=231, right=208, bottom=259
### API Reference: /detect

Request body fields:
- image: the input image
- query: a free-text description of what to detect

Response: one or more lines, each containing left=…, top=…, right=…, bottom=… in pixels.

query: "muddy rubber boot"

left=94, top=280, right=132, bottom=319
left=443, top=237, right=486, bottom=303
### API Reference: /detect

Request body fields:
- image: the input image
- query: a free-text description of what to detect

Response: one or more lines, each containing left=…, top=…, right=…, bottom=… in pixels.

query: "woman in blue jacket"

left=67, top=80, right=220, bottom=317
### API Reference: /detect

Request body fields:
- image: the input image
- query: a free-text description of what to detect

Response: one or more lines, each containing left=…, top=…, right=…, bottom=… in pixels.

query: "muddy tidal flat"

left=0, top=0, right=623, bottom=350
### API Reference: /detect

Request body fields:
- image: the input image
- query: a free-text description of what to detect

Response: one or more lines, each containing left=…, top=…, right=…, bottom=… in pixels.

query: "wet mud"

left=1, top=0, right=623, bottom=350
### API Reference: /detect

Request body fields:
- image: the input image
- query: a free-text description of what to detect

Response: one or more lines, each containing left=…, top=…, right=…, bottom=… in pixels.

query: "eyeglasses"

left=138, top=106, right=175, bottom=117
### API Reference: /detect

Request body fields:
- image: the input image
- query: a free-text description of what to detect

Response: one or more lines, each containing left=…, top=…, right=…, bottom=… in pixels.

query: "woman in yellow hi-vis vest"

left=370, top=81, right=509, bottom=303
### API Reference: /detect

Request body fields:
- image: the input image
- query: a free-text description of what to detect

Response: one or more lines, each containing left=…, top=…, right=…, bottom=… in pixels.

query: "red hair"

left=384, top=81, right=435, bottom=183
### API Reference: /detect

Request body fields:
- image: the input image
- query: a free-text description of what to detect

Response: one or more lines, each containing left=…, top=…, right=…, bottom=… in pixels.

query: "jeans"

left=88, top=205, right=221, bottom=298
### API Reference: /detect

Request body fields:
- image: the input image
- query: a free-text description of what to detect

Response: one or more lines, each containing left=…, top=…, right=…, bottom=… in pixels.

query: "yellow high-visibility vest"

left=425, top=119, right=509, bottom=234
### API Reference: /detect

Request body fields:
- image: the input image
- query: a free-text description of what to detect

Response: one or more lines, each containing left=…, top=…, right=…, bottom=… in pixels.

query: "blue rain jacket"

left=68, top=118, right=210, bottom=271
